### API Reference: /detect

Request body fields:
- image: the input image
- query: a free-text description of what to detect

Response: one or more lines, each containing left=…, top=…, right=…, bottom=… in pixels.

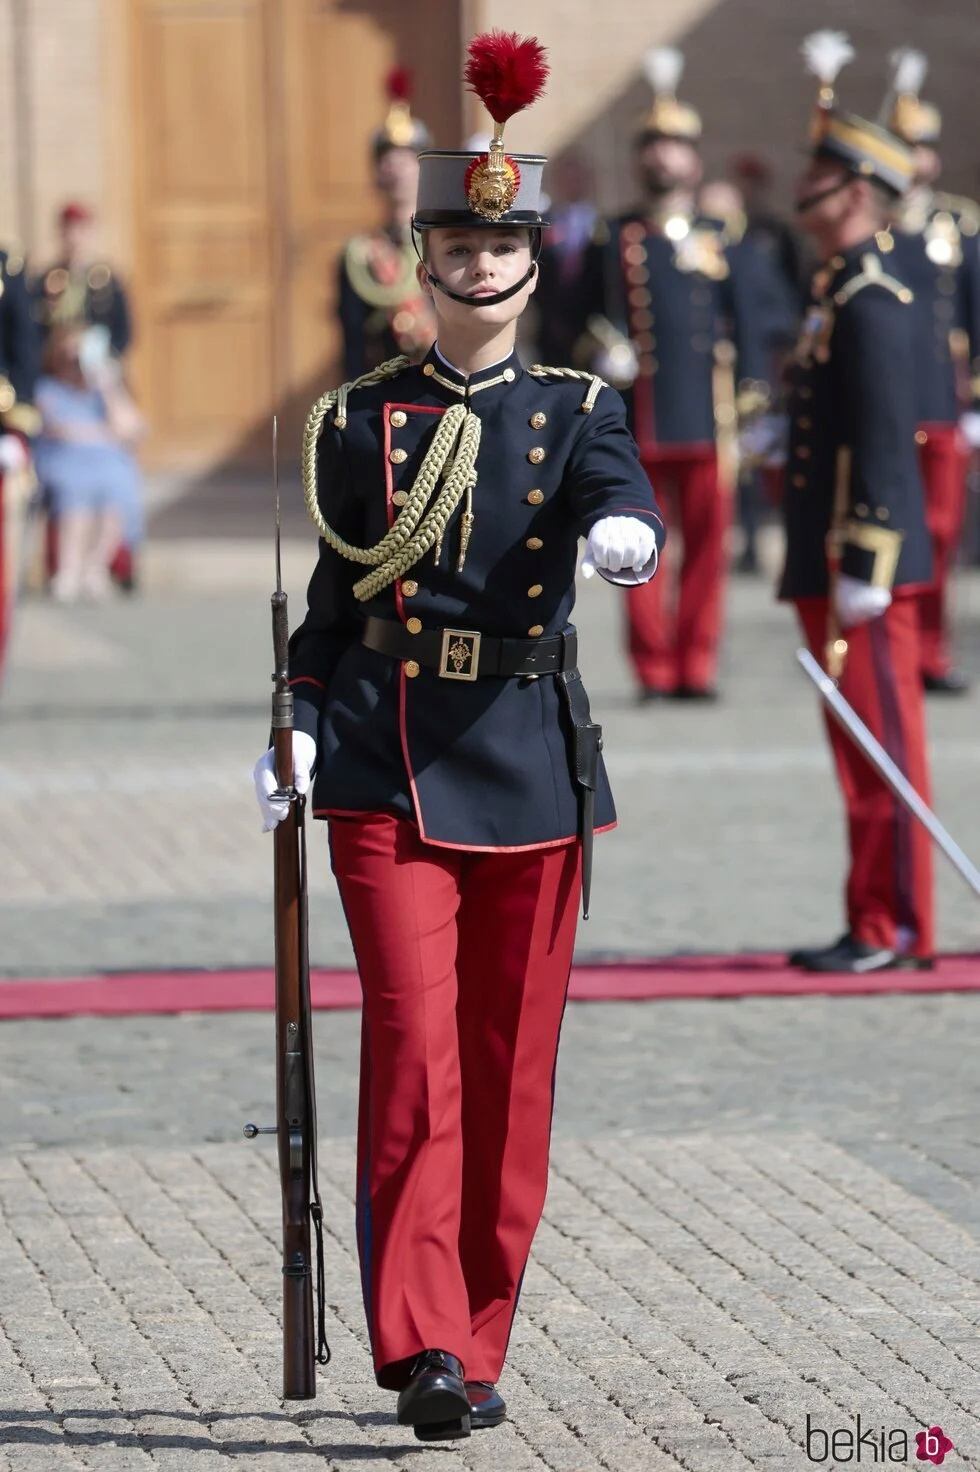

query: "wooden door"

left=131, top=0, right=278, bottom=467
left=277, top=0, right=462, bottom=450
left=130, top=0, right=462, bottom=468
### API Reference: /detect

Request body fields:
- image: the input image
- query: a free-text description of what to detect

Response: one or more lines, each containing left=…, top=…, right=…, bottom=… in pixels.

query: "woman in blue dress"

left=34, top=325, right=144, bottom=601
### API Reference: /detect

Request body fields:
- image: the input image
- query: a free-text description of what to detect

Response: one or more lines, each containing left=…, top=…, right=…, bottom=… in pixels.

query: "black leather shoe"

left=466, top=1380, right=507, bottom=1430
left=790, top=933, right=934, bottom=974
left=673, top=684, right=719, bottom=702
left=396, top=1350, right=471, bottom=1441
left=637, top=685, right=670, bottom=704
left=923, top=669, right=970, bottom=695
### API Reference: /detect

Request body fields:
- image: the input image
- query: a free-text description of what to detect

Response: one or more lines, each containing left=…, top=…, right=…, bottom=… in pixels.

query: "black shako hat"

left=413, top=31, right=550, bottom=230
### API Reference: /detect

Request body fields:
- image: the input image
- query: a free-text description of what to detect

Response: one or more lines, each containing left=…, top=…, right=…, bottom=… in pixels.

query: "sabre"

left=797, top=646, right=980, bottom=899
left=243, top=417, right=330, bottom=1397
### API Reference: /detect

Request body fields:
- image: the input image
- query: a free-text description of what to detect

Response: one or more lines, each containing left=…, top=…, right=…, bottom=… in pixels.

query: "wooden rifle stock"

left=271, top=586, right=318, bottom=1398
left=247, top=422, right=329, bottom=1398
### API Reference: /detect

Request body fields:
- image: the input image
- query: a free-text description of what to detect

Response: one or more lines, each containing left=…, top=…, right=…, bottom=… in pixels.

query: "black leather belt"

left=362, top=616, right=577, bottom=681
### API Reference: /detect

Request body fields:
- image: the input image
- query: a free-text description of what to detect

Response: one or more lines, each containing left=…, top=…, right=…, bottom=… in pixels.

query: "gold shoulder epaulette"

left=327, top=356, right=411, bottom=429
left=934, top=192, right=980, bottom=235
left=527, top=364, right=607, bottom=413
left=834, top=253, right=913, bottom=307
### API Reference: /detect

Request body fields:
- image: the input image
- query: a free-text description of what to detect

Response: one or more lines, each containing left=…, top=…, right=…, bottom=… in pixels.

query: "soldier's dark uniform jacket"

left=779, top=240, right=931, bottom=599
left=577, top=212, right=782, bottom=448
left=889, top=195, right=980, bottom=421
left=0, top=248, right=41, bottom=431
left=33, top=261, right=132, bottom=356
left=288, top=346, right=666, bottom=850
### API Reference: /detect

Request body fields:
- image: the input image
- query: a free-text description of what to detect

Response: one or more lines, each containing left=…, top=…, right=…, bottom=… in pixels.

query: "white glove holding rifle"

left=252, top=731, right=317, bottom=831
left=834, top=573, right=891, bottom=630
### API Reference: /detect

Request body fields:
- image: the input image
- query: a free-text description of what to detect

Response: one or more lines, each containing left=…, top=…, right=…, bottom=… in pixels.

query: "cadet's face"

left=637, top=138, right=702, bottom=196
left=375, top=148, right=420, bottom=207
left=419, top=229, right=535, bottom=328
left=913, top=145, right=941, bottom=187
left=793, top=158, right=855, bottom=232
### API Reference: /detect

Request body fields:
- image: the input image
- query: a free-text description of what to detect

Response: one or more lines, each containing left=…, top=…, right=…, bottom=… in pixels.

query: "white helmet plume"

left=644, top=47, right=684, bottom=97
left=801, top=30, right=854, bottom=86
left=890, top=47, right=927, bottom=97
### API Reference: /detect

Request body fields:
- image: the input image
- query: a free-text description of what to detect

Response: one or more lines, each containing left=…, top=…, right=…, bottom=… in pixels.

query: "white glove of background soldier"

left=959, top=411, right=980, bottom=450
left=834, top=573, right=891, bottom=630
left=581, top=515, right=658, bottom=586
left=0, top=435, right=27, bottom=473
left=252, top=731, right=317, bottom=831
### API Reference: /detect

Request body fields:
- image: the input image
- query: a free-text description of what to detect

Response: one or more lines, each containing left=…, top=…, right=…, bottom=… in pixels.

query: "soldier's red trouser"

left=627, top=451, right=727, bottom=691
left=795, top=596, right=934, bottom=957
left=327, top=812, right=581, bottom=1390
left=916, top=423, right=969, bottom=678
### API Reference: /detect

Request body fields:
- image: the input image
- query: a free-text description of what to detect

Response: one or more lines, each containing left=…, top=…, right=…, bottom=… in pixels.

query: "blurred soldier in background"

left=534, top=149, right=597, bottom=365
left=33, top=202, right=140, bottom=591
left=0, top=241, right=41, bottom=676
left=336, top=69, right=437, bottom=381
left=782, top=33, right=934, bottom=974
left=576, top=48, right=781, bottom=701
left=729, top=153, right=808, bottom=309
left=34, top=202, right=132, bottom=359
left=886, top=48, right=980, bottom=694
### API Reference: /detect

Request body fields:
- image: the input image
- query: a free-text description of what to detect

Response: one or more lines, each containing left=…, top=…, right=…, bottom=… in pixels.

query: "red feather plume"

left=386, top=65, right=413, bottom=103
left=464, top=31, right=549, bottom=125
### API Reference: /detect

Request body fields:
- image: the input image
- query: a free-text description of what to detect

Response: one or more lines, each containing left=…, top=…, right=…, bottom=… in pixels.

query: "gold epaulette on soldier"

left=323, top=356, right=411, bottom=429
left=527, top=364, right=606, bottom=413
left=833, top=253, right=913, bottom=307
left=934, top=192, right=980, bottom=236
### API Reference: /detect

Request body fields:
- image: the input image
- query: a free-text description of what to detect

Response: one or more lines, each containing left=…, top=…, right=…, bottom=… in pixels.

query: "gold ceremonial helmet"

left=885, top=49, right=941, bottom=145
left=373, top=67, right=432, bottom=157
left=635, top=48, right=702, bottom=144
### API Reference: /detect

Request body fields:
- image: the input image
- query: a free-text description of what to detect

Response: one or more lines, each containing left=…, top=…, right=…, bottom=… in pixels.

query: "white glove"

left=959, top=411, right=980, bottom=450
left=0, top=434, right=27, bottom=473
left=252, top=731, right=317, bottom=831
left=581, top=516, right=658, bottom=586
left=835, top=573, right=891, bottom=629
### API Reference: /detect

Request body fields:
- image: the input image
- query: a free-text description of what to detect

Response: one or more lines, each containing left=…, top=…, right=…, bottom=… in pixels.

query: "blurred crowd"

left=0, top=200, right=143, bottom=634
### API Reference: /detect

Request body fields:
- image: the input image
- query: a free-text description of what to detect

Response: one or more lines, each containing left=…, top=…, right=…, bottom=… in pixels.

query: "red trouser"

left=626, top=450, right=727, bottom=692
left=795, top=597, right=934, bottom=956
left=916, top=423, right=969, bottom=678
left=327, top=813, right=582, bottom=1390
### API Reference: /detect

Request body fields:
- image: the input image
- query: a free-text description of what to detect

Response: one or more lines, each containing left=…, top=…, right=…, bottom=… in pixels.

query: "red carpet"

left=1, top=953, right=979, bottom=1019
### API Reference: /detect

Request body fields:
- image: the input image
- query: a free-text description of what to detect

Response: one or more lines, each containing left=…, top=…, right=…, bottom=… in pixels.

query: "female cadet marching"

left=254, top=32, right=665, bottom=1442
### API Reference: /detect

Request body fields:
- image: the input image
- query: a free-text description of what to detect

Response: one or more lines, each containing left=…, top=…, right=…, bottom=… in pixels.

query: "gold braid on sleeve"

left=300, top=356, right=483, bottom=600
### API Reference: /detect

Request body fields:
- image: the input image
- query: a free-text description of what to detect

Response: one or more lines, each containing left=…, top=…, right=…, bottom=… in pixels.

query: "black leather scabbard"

left=556, top=663, right=603, bottom=920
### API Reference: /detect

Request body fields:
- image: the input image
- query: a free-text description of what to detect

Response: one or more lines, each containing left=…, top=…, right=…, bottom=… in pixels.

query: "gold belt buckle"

left=439, top=628, right=481, bottom=681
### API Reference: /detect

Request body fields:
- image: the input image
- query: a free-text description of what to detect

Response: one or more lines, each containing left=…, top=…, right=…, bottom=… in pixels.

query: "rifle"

left=244, top=417, right=330, bottom=1396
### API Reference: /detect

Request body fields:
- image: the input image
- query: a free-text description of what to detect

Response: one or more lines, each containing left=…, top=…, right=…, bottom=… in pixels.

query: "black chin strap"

left=425, top=261, right=537, bottom=307
left=794, top=176, right=854, bottom=217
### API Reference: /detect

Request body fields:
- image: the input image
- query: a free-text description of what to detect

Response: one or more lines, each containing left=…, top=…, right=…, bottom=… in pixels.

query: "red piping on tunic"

left=289, top=675, right=325, bottom=690
left=312, top=810, right=618, bottom=852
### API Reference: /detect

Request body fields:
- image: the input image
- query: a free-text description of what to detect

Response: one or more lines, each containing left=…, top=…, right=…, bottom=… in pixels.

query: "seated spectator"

left=34, top=325, right=145, bottom=602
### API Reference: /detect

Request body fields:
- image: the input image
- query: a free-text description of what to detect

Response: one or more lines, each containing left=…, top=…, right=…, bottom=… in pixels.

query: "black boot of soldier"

left=788, top=933, right=933, bottom=973
left=396, top=1350, right=471, bottom=1441
left=466, top=1380, right=507, bottom=1430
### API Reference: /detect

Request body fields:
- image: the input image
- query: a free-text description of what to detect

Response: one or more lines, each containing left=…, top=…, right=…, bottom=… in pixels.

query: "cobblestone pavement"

left=3, top=522, right=980, bottom=1466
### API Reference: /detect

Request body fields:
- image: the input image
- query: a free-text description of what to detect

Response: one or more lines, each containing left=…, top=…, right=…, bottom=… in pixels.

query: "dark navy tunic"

left=780, top=240, right=931, bottom=600
left=288, top=346, right=665, bottom=851
left=577, top=211, right=786, bottom=451
left=0, top=250, right=41, bottom=415
left=889, top=196, right=980, bottom=423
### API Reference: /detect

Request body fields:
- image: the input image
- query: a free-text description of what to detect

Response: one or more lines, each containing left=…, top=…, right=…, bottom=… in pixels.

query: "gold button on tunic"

left=404, top=660, right=421, bottom=678
left=526, top=537, right=543, bottom=550
left=406, top=617, right=423, bottom=635
left=389, top=448, right=408, bottom=464
left=528, top=624, right=544, bottom=637
left=530, top=412, right=547, bottom=429
left=527, top=489, right=544, bottom=505
left=527, top=447, right=546, bottom=465
left=528, top=584, right=543, bottom=598
left=392, top=490, right=409, bottom=506
left=389, top=410, right=407, bottom=428
left=402, top=580, right=419, bottom=596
